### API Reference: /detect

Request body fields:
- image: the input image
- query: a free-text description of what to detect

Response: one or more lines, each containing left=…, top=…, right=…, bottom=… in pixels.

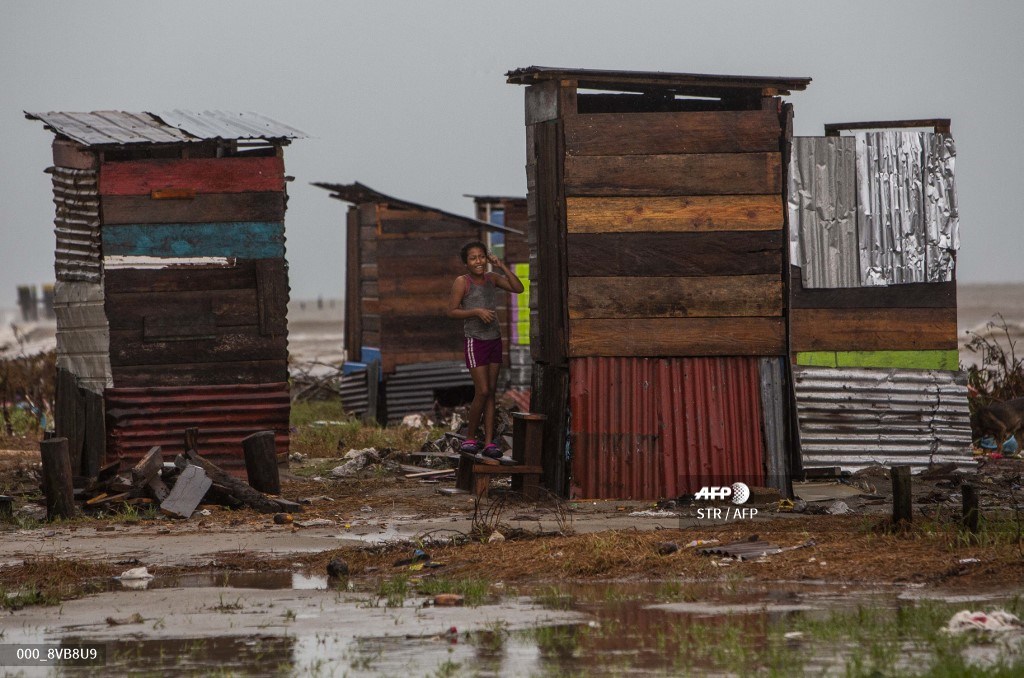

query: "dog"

left=974, top=397, right=1024, bottom=451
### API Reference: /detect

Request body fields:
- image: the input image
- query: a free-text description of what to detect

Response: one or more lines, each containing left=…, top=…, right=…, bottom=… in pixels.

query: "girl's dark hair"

left=460, top=241, right=487, bottom=263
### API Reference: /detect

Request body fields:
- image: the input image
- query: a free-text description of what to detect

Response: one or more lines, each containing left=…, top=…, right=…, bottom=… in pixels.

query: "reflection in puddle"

left=114, top=570, right=329, bottom=591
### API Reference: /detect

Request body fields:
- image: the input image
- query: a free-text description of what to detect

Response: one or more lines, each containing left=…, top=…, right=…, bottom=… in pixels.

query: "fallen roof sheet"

left=506, top=66, right=811, bottom=96
left=26, top=110, right=307, bottom=146
left=313, top=181, right=524, bottom=235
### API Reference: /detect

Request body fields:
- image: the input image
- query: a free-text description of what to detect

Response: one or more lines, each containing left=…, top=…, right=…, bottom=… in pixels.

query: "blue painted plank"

left=102, top=222, right=284, bottom=258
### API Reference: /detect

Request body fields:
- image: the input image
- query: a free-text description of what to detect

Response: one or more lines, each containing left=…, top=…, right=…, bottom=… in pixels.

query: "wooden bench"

left=456, top=412, right=546, bottom=499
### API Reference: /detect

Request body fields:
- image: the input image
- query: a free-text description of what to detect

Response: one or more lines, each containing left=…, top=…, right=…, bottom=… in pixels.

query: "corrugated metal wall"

left=105, top=382, right=290, bottom=471
left=793, top=366, right=972, bottom=471
left=53, top=281, right=112, bottom=393
left=569, top=356, right=766, bottom=499
left=52, top=167, right=101, bottom=283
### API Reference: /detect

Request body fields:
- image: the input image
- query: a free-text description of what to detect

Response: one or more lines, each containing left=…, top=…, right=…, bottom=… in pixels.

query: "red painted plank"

left=99, top=157, right=285, bottom=196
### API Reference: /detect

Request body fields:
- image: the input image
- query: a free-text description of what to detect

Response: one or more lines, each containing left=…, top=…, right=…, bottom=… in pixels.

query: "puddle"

left=113, top=570, right=329, bottom=591
left=12, top=578, right=1024, bottom=676
left=338, top=523, right=407, bottom=544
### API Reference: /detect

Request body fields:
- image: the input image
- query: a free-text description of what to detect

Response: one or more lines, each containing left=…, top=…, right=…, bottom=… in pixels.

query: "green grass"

left=289, top=399, right=447, bottom=458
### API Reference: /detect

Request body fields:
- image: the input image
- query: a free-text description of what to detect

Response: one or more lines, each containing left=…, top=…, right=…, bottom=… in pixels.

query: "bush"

left=963, top=314, right=1024, bottom=411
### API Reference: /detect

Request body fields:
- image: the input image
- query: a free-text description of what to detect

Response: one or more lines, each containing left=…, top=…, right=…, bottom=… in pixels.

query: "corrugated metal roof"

left=26, top=110, right=306, bottom=146
left=506, top=66, right=811, bottom=96
left=793, top=366, right=973, bottom=472
left=569, top=356, right=766, bottom=500
left=924, top=134, right=959, bottom=282
left=314, top=182, right=524, bottom=235
left=105, top=382, right=290, bottom=474
left=788, top=137, right=859, bottom=287
left=155, top=110, right=308, bottom=142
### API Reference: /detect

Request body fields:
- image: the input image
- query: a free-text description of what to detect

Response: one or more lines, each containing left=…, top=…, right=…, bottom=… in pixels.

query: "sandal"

left=460, top=438, right=482, bottom=453
left=482, top=443, right=502, bottom=459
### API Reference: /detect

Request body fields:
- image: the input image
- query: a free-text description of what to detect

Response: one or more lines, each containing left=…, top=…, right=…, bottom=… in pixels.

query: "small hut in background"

left=28, top=110, right=305, bottom=475
left=314, top=182, right=523, bottom=422
left=467, top=195, right=531, bottom=392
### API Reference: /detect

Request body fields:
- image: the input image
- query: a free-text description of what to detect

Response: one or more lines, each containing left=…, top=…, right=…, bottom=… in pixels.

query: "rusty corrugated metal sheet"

left=793, top=366, right=973, bottom=471
left=105, top=382, right=290, bottom=473
left=26, top=110, right=306, bottom=147
left=54, top=281, right=112, bottom=394
left=569, top=356, right=766, bottom=499
left=51, top=167, right=101, bottom=282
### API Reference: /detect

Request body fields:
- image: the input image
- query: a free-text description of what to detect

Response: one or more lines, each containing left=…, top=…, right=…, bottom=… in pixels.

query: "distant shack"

left=28, top=110, right=305, bottom=475
left=314, top=182, right=524, bottom=422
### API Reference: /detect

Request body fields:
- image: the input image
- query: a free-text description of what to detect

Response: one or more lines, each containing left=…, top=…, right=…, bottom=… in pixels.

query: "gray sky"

left=2, top=0, right=1022, bottom=303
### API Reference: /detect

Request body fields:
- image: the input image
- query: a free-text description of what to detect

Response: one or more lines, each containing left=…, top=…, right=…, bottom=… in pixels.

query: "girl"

left=447, top=241, right=524, bottom=457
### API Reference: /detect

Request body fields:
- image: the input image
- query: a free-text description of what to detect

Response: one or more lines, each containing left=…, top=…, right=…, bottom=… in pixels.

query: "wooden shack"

left=28, top=110, right=305, bottom=475
left=314, top=182, right=523, bottom=422
left=506, top=67, right=812, bottom=499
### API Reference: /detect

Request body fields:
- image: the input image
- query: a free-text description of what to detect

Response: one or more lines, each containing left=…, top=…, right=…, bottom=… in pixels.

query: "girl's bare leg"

left=483, top=362, right=501, bottom=446
left=466, top=365, right=491, bottom=444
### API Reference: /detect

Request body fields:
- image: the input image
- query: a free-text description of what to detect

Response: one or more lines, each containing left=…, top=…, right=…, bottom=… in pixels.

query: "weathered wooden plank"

left=790, top=308, right=959, bottom=352
left=376, top=254, right=463, bottom=275
left=130, top=446, right=163, bottom=485
left=108, top=329, right=287, bottom=367
left=102, top=222, right=284, bottom=259
left=377, top=236, right=469, bottom=259
left=565, top=110, right=781, bottom=156
left=568, top=275, right=782, bottom=318
left=525, top=81, right=560, bottom=124
left=105, top=289, right=259, bottom=330
left=99, top=157, right=285, bottom=196
left=566, top=195, right=782, bottom=233
left=256, top=260, right=289, bottom=337
left=102, top=192, right=285, bottom=225
left=382, top=351, right=464, bottom=374
left=345, top=207, right=362, bottom=361
left=111, top=359, right=287, bottom=388
left=533, top=120, right=569, bottom=364
left=52, top=139, right=97, bottom=170
left=567, top=231, right=783, bottom=277
left=564, top=153, right=781, bottom=196
left=380, top=295, right=452, bottom=315
left=569, top=317, right=786, bottom=357
left=160, top=464, right=212, bottom=518
left=143, top=315, right=217, bottom=341
left=379, top=275, right=456, bottom=297
left=790, top=267, right=957, bottom=309
left=104, top=262, right=256, bottom=294
left=380, top=314, right=465, bottom=344
left=40, top=438, right=76, bottom=520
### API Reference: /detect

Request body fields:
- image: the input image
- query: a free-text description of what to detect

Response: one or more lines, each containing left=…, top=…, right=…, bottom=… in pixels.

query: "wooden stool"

left=455, top=412, right=546, bottom=499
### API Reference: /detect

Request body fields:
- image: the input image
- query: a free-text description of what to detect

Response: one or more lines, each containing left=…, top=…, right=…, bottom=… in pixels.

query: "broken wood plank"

left=243, top=430, right=280, bottom=494
left=148, top=477, right=170, bottom=502
left=185, top=449, right=281, bottom=514
left=130, top=446, right=163, bottom=486
left=161, top=464, right=212, bottom=518
left=40, top=437, right=76, bottom=520
left=405, top=469, right=456, bottom=479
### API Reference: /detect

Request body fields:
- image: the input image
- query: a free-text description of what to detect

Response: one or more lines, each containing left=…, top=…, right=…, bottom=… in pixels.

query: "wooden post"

left=363, top=360, right=381, bottom=426
left=512, top=413, right=546, bottom=500
left=0, top=495, right=13, bottom=521
left=40, top=437, right=76, bottom=520
left=184, top=427, right=199, bottom=452
left=962, top=484, right=980, bottom=536
left=243, top=431, right=280, bottom=494
left=891, top=465, right=912, bottom=525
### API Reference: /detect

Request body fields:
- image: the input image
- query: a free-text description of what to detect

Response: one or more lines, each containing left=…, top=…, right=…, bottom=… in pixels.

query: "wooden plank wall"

left=789, top=265, right=958, bottom=354
left=368, top=205, right=507, bottom=374
left=562, top=101, right=787, bottom=357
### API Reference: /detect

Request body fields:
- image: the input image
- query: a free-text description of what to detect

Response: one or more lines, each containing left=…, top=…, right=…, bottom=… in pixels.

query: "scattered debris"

left=330, top=448, right=380, bottom=477
left=393, top=549, right=431, bottom=567
left=698, top=536, right=816, bottom=561
left=628, top=509, right=677, bottom=518
left=433, top=594, right=464, bottom=607
left=273, top=513, right=293, bottom=525
left=657, top=541, right=680, bottom=555
left=826, top=500, right=852, bottom=515
left=115, top=566, right=154, bottom=590
left=326, top=557, right=349, bottom=578
left=160, top=465, right=212, bottom=519
left=944, top=610, right=1023, bottom=634
left=294, top=518, right=336, bottom=528
left=487, top=531, right=505, bottom=544
left=401, top=414, right=433, bottom=429
left=106, top=612, right=145, bottom=626
left=684, top=539, right=719, bottom=549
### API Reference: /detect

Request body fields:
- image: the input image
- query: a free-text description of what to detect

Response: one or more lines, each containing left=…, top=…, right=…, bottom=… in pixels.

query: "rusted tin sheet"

left=856, top=132, right=926, bottom=286
left=924, top=134, right=959, bottom=282
left=569, top=356, right=766, bottom=499
left=788, top=137, right=859, bottom=287
left=54, top=282, right=112, bottom=394
left=51, top=167, right=101, bottom=283
left=154, top=110, right=307, bottom=142
left=105, top=382, right=290, bottom=473
left=27, top=110, right=305, bottom=147
left=793, top=366, right=972, bottom=471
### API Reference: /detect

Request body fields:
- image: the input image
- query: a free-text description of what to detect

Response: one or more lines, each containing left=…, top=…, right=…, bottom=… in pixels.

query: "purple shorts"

left=464, top=336, right=502, bottom=369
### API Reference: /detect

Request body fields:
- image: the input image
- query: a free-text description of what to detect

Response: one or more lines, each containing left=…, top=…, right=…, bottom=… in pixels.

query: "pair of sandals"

left=460, top=439, right=501, bottom=458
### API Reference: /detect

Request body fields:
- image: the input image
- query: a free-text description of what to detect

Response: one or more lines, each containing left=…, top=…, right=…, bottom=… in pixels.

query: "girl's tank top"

left=460, top=274, right=501, bottom=340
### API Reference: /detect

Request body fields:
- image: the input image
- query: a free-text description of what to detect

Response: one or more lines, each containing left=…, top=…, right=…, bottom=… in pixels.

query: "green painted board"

left=796, top=350, right=960, bottom=370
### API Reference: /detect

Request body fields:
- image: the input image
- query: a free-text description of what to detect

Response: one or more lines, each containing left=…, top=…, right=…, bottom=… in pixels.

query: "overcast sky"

left=2, top=0, right=1022, bottom=303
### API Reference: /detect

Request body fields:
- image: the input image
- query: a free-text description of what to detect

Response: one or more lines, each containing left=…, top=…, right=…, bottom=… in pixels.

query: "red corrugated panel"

left=570, top=356, right=765, bottom=499
left=105, top=382, right=290, bottom=474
